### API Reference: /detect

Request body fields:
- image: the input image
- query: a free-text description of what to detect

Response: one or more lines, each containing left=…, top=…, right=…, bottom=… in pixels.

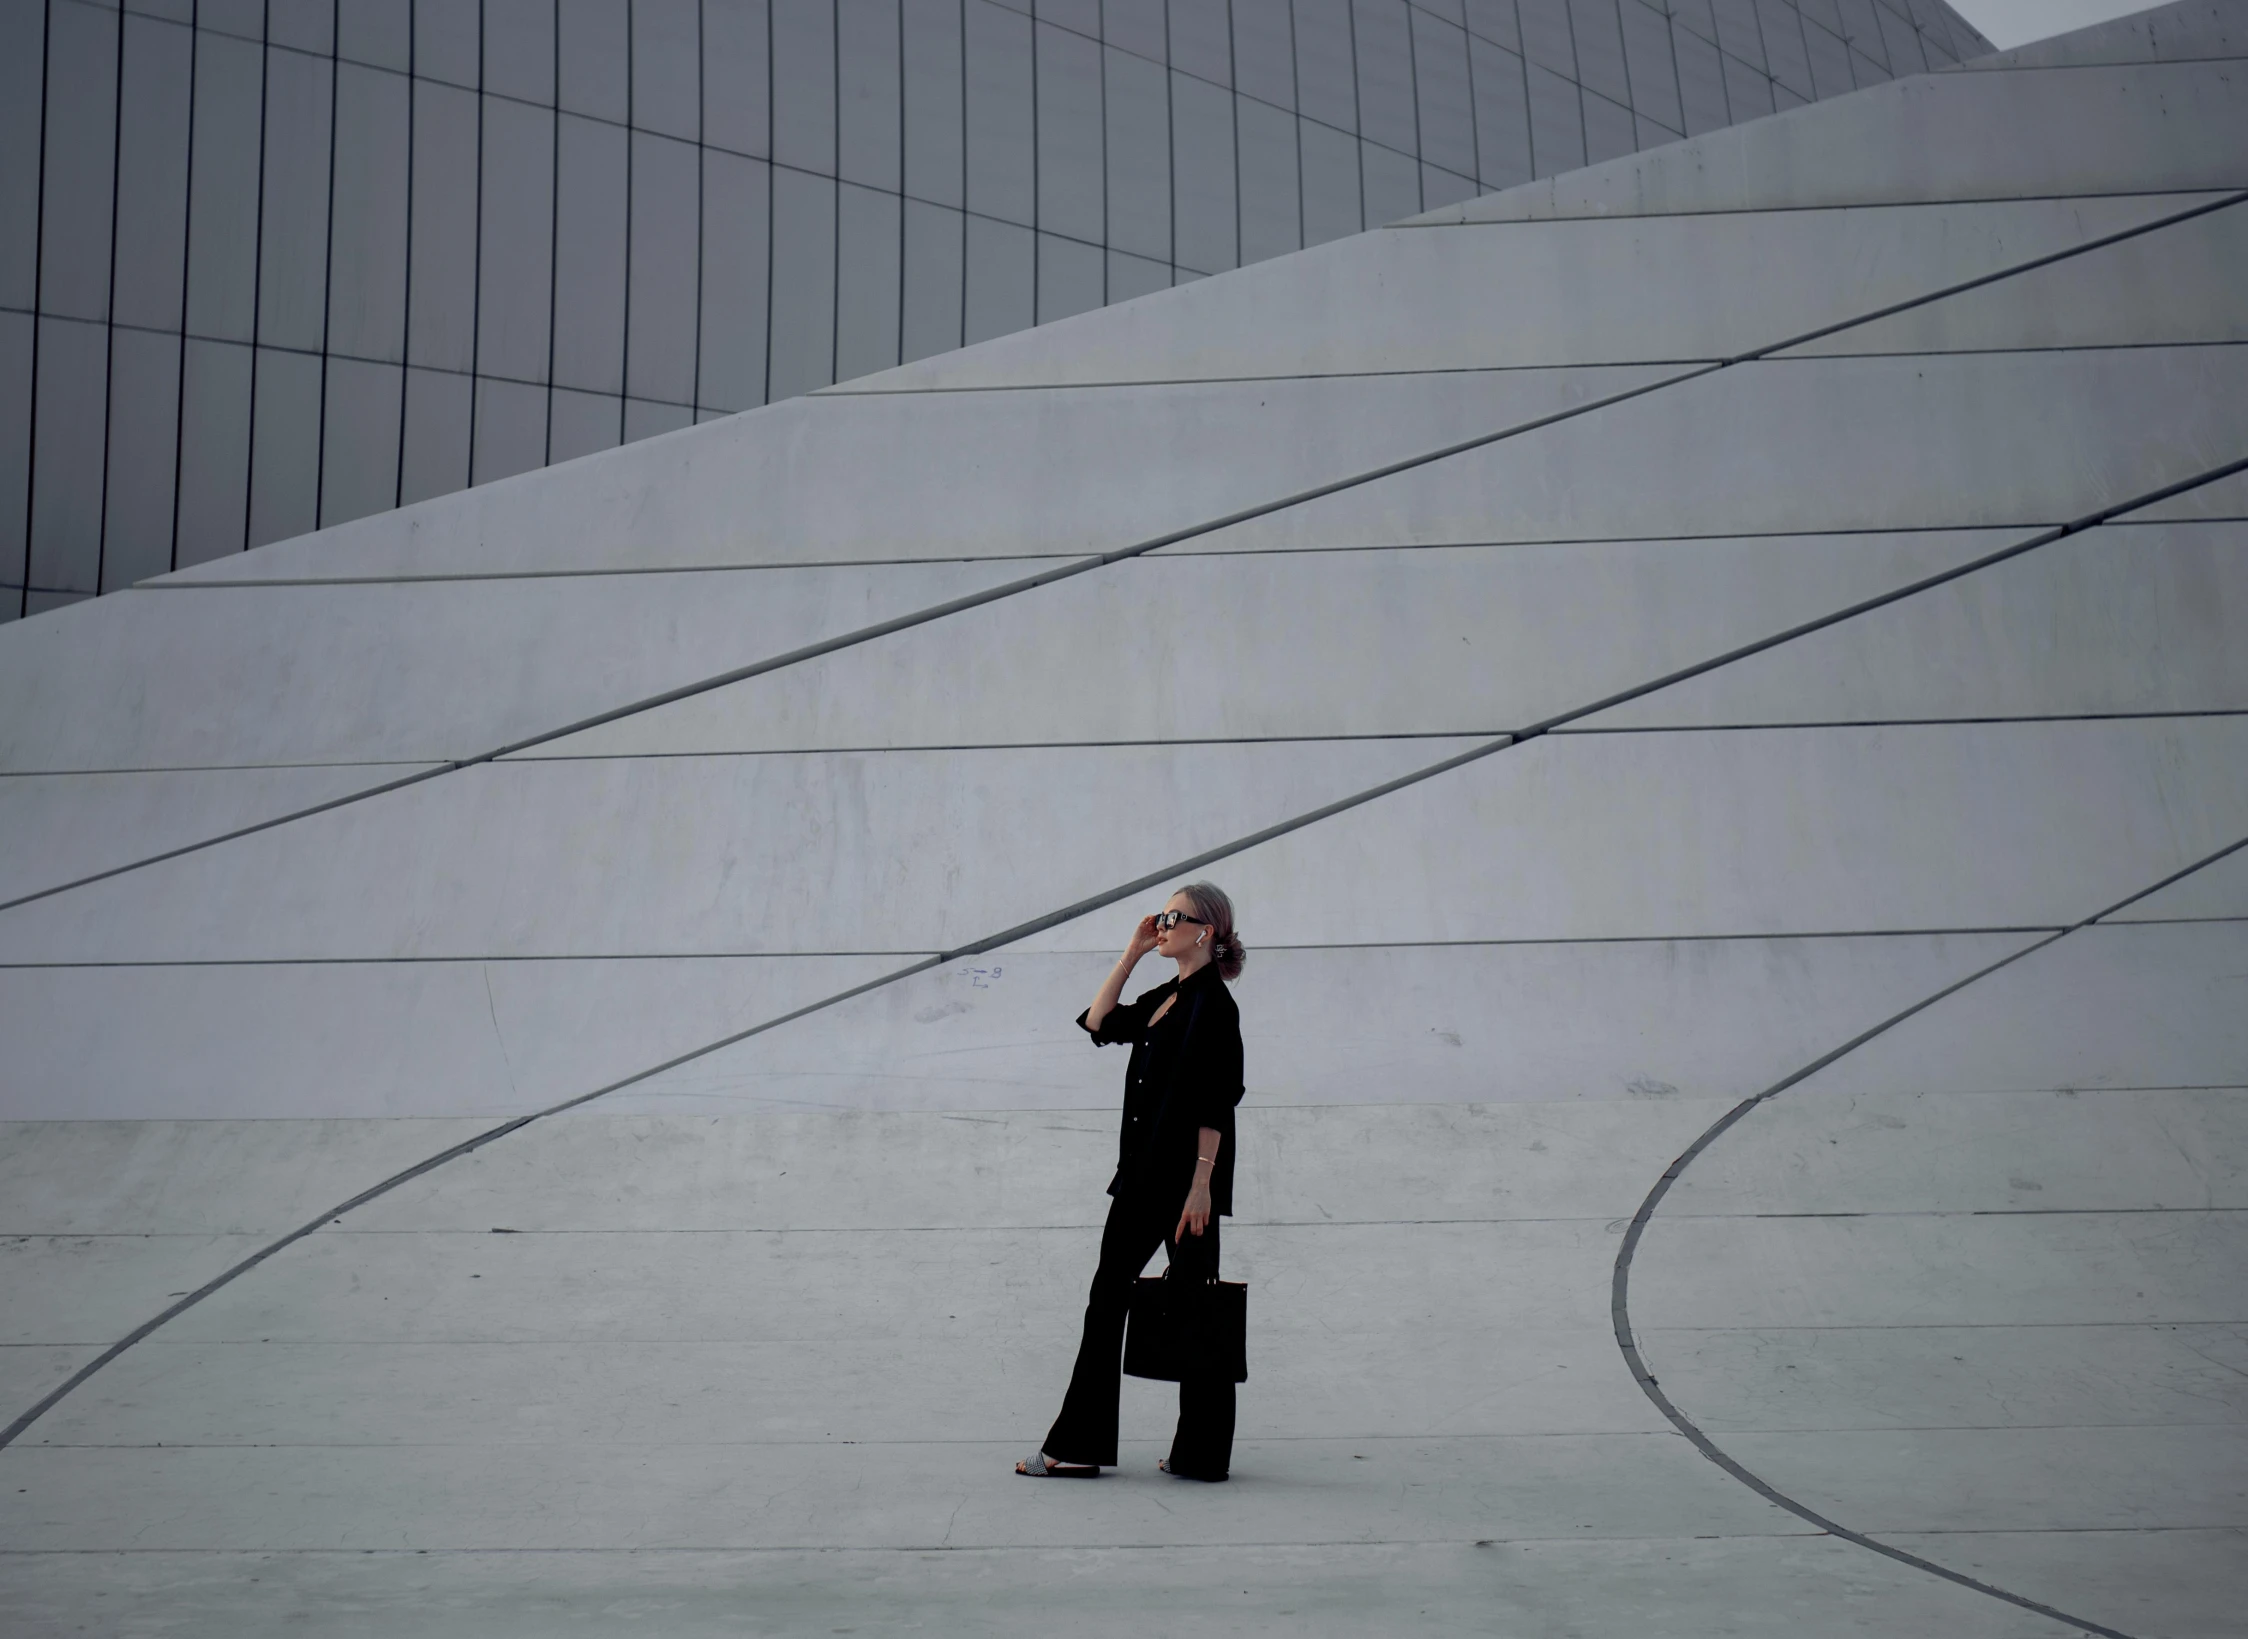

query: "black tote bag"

left=1123, top=1269, right=1248, bottom=1383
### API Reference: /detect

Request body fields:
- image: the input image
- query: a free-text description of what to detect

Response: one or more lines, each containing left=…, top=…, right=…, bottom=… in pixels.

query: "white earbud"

left=1197, top=931, right=1208, bottom=945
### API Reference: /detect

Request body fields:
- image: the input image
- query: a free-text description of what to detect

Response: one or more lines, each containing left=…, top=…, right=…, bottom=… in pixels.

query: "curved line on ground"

left=4, top=188, right=2240, bottom=919
left=4, top=452, right=2244, bottom=1457
left=1609, top=832, right=2248, bottom=1639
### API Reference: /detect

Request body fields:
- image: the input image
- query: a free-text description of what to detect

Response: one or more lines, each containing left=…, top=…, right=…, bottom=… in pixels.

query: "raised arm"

left=1084, top=915, right=1161, bottom=1034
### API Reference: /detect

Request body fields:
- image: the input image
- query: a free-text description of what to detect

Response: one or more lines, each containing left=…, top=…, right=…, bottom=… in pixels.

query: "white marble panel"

left=1666, top=1087, right=2248, bottom=1216
left=1785, top=196, right=2248, bottom=357
left=0, top=738, right=1473, bottom=964
left=0, top=955, right=904, bottom=1121
left=1014, top=718, right=2248, bottom=951
left=157, top=366, right=1670, bottom=583
left=1963, top=0, right=2244, bottom=70
left=1640, top=1322, right=2248, bottom=1431
left=1582, top=521, right=2248, bottom=729
left=845, top=195, right=2201, bottom=391
left=0, top=1234, right=267, bottom=1347
left=1631, top=1210, right=2248, bottom=1329
left=0, top=558, right=1038, bottom=773
left=1879, top=1530, right=2245, bottom=1639
left=529, top=530, right=2012, bottom=758
left=0, top=1538, right=2079, bottom=1639
left=2108, top=839, right=2248, bottom=920
left=1776, top=921, right=2248, bottom=1102
left=0, top=763, right=431, bottom=905
left=0, top=1433, right=1787, bottom=1550
left=1425, top=61, right=2248, bottom=224
left=1184, top=347, right=2248, bottom=555
left=1721, top=1426, right=2248, bottom=1531
left=598, top=932, right=2032, bottom=1118
left=2130, top=462, right=2248, bottom=521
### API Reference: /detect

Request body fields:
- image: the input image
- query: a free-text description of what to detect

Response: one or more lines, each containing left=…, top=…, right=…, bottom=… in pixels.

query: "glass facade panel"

left=1464, top=0, right=1521, bottom=54
left=1412, top=9, right=1476, bottom=179
left=1619, top=0, right=1683, bottom=134
left=40, top=1, right=121, bottom=324
left=1516, top=0, right=1575, bottom=78
left=1106, top=246, right=1167, bottom=302
left=1525, top=58, right=1583, bottom=173
left=1037, top=0, right=1100, bottom=35
left=1421, top=161, right=1477, bottom=211
left=554, top=114, right=630, bottom=394
left=1035, top=22, right=1104, bottom=246
left=1170, top=72, right=1236, bottom=274
left=0, top=311, right=31, bottom=595
left=328, top=61, right=412, bottom=364
left=1235, top=96, right=1301, bottom=266
left=1103, top=47, right=1169, bottom=262
left=1673, top=22, right=1730, bottom=133
left=774, top=0, right=839, bottom=173
left=1102, top=0, right=1167, bottom=63
left=634, top=0, right=704, bottom=140
left=477, top=97, right=557, bottom=384
left=698, top=148, right=770, bottom=412
left=549, top=386, right=622, bottom=461
left=407, top=81, right=480, bottom=372
left=705, top=0, right=774, bottom=156
left=269, top=0, right=336, bottom=55
left=1804, top=16, right=1854, bottom=99
left=174, top=338, right=254, bottom=565
left=902, top=0, right=964, bottom=206
left=247, top=345, right=323, bottom=549
left=1839, top=0, right=1888, bottom=64
left=398, top=364, right=471, bottom=504
left=0, top=2, right=44, bottom=310
left=965, top=0, right=1034, bottom=226
left=1036, top=231, right=1103, bottom=324
left=1292, top=0, right=1357, bottom=132
left=257, top=45, right=336, bottom=354
left=28, top=317, right=108, bottom=597
left=1470, top=36, right=1533, bottom=187
left=1568, top=0, right=1631, bottom=106
left=1360, top=138, right=1420, bottom=227
left=1710, top=0, right=1765, bottom=71
left=414, top=0, right=481, bottom=87
left=1231, top=0, right=1293, bottom=110
left=768, top=166, right=838, bottom=399
left=99, top=327, right=182, bottom=591
left=835, top=181, right=904, bottom=380
left=1167, top=0, right=1231, bottom=85
left=900, top=198, right=964, bottom=363
left=112, top=14, right=194, bottom=334
left=1672, top=0, right=1719, bottom=46
left=963, top=213, right=1033, bottom=344
left=1352, top=0, right=1417, bottom=156
left=485, top=0, right=559, bottom=101
left=1759, top=0, right=1813, bottom=97
left=471, top=375, right=550, bottom=485
left=339, top=0, right=413, bottom=71
left=1721, top=50, right=1774, bottom=118
left=319, top=355, right=404, bottom=528
left=840, top=0, right=905, bottom=191
left=1299, top=116, right=1361, bottom=247
left=1582, top=86, right=1635, bottom=161
left=625, top=397, right=695, bottom=442
left=628, top=131, right=702, bottom=404
left=560, top=0, right=632, bottom=120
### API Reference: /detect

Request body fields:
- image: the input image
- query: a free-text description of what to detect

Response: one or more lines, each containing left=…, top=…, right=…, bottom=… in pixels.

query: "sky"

left=1947, top=0, right=2164, bottom=48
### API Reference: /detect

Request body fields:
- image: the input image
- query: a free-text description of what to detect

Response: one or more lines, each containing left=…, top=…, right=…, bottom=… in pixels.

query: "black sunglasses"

left=1152, top=909, right=1209, bottom=931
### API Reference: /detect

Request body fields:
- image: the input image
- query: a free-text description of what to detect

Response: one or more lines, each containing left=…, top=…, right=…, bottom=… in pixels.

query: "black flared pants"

left=1042, top=1192, right=1235, bottom=1479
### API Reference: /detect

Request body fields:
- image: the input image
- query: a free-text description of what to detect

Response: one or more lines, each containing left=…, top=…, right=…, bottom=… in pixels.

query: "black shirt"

left=1076, top=962, right=1246, bottom=1216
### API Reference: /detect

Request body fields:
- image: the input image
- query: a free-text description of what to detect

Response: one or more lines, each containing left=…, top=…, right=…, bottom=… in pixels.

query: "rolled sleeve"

left=1077, top=990, right=1155, bottom=1046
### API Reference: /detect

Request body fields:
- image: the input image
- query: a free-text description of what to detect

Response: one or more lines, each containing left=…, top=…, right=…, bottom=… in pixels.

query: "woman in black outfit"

left=1017, top=880, right=1247, bottom=1483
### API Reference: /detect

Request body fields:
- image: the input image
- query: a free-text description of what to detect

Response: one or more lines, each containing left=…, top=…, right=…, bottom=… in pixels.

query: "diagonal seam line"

left=4, top=453, right=2240, bottom=1455
left=1607, top=833, right=2248, bottom=1639
left=5, top=185, right=2241, bottom=920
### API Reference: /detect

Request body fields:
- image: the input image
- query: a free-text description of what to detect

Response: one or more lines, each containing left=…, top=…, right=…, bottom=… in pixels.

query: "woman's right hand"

left=1125, top=915, right=1160, bottom=961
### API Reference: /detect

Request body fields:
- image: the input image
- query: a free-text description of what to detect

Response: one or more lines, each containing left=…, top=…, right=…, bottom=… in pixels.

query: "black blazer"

left=1076, top=962, right=1246, bottom=1216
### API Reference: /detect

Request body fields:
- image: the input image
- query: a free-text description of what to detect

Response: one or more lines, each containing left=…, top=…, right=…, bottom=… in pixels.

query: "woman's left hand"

left=1175, top=1182, right=1213, bottom=1240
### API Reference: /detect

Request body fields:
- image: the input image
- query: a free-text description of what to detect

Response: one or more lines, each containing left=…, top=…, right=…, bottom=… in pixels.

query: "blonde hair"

left=1178, top=881, right=1246, bottom=980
